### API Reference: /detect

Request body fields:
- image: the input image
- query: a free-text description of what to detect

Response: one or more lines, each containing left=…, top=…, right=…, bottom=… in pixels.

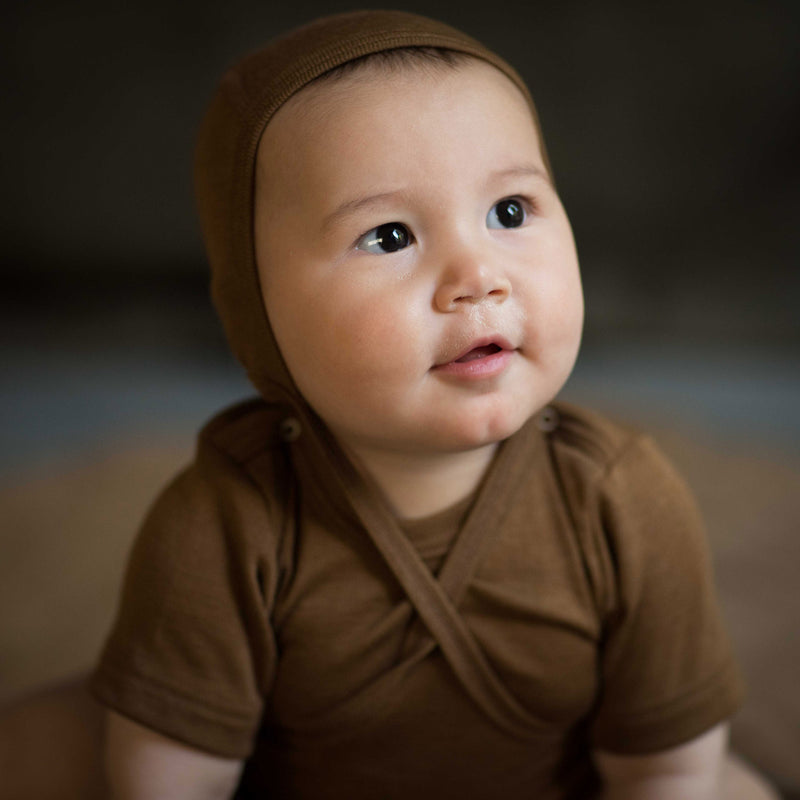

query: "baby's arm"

left=105, top=710, right=244, bottom=800
left=593, top=722, right=727, bottom=799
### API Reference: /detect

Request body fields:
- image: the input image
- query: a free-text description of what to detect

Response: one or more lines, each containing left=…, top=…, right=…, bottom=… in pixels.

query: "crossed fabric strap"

left=291, top=411, right=551, bottom=740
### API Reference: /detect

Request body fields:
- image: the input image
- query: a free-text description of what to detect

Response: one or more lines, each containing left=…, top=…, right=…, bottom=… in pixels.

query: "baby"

left=90, top=10, right=745, bottom=799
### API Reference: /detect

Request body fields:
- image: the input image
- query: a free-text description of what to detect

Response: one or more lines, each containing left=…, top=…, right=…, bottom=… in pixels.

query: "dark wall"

left=3, top=0, right=798, bottom=345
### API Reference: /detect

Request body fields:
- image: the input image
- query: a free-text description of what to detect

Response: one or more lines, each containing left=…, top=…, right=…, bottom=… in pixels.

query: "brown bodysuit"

left=92, top=399, right=742, bottom=799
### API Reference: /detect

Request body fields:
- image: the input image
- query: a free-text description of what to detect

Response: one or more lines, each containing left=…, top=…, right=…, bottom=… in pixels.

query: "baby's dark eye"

left=486, top=198, right=526, bottom=229
left=356, top=222, right=412, bottom=254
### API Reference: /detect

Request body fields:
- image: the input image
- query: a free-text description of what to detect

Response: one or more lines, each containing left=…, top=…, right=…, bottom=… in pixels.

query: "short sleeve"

left=90, top=440, right=279, bottom=758
left=589, top=436, right=745, bottom=754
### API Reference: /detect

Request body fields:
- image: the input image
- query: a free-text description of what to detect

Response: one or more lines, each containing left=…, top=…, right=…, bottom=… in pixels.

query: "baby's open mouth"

left=455, top=343, right=503, bottom=363
left=432, top=337, right=512, bottom=378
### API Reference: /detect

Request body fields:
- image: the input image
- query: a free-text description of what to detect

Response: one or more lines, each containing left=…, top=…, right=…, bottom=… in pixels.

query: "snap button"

left=536, top=406, right=560, bottom=433
left=278, top=417, right=302, bottom=442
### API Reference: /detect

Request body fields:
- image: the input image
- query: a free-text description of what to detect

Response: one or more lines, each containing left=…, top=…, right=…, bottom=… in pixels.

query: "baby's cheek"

left=539, top=255, right=583, bottom=325
left=520, top=285, right=582, bottom=374
left=336, top=298, right=423, bottom=374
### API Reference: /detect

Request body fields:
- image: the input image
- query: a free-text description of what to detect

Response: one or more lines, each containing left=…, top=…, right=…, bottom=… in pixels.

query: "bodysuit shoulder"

left=546, top=400, right=646, bottom=479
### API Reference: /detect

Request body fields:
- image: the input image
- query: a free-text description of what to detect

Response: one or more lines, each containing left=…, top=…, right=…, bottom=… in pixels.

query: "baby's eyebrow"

left=491, top=164, right=551, bottom=185
left=322, top=190, right=406, bottom=232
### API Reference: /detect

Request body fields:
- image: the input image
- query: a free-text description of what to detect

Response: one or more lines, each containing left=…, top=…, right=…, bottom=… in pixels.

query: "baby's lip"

left=435, top=335, right=514, bottom=367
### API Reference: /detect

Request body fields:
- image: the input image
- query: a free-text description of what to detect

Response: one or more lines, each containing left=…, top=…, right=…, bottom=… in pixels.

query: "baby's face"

left=255, top=59, right=583, bottom=458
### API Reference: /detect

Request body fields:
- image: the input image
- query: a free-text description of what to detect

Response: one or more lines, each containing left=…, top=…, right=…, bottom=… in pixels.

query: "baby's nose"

left=433, top=258, right=511, bottom=312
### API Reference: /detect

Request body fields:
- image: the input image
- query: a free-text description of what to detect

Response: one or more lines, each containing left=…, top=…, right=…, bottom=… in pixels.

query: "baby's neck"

left=344, top=441, right=499, bottom=520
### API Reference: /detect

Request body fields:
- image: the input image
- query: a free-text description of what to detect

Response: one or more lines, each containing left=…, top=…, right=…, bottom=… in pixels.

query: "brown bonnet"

left=194, top=10, right=550, bottom=412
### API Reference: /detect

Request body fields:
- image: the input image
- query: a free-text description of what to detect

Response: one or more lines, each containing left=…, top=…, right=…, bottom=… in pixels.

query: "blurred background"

left=2, top=0, right=798, bottom=792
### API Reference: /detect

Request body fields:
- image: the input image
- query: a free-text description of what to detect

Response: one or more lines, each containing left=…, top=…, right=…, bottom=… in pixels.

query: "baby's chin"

left=395, top=409, right=538, bottom=455
left=441, top=411, right=534, bottom=451
left=327, top=416, right=519, bottom=462
left=321, top=390, right=551, bottom=460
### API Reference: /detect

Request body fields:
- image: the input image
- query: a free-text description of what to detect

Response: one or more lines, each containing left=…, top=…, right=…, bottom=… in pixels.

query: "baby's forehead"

left=273, top=50, right=481, bottom=124
left=258, top=54, right=533, bottom=162
left=255, top=56, right=466, bottom=170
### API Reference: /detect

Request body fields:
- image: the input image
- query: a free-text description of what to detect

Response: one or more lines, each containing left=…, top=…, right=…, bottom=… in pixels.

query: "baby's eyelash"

left=355, top=222, right=414, bottom=254
left=487, top=196, right=535, bottom=229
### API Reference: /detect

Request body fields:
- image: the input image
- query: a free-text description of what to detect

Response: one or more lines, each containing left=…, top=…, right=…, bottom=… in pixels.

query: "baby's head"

left=195, top=11, right=583, bottom=459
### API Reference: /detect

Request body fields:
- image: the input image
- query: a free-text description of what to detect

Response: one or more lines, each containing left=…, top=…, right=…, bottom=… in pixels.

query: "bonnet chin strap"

left=288, top=409, right=554, bottom=740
